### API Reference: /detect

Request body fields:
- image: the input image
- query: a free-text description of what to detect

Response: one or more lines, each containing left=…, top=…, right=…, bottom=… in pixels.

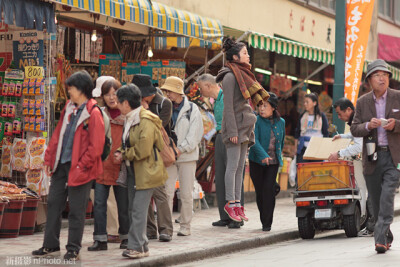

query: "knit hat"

left=365, top=59, right=392, bottom=81
left=160, top=76, right=184, bottom=95
left=267, top=92, right=278, bottom=109
left=93, top=76, right=115, bottom=97
left=131, top=74, right=157, bottom=97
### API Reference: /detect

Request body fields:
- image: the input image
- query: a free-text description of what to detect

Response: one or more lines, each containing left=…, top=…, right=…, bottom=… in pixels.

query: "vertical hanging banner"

left=344, top=0, right=375, bottom=105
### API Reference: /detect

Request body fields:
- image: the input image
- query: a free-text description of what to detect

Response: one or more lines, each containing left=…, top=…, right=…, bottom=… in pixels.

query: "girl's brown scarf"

left=226, top=61, right=270, bottom=107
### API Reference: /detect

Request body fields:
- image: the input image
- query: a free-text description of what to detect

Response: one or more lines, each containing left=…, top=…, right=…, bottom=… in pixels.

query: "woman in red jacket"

left=32, top=71, right=105, bottom=261
left=88, top=79, right=129, bottom=251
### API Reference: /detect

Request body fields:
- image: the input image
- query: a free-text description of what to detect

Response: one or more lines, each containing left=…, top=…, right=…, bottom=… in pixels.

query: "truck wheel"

left=344, top=205, right=361, bottom=238
left=298, top=215, right=315, bottom=239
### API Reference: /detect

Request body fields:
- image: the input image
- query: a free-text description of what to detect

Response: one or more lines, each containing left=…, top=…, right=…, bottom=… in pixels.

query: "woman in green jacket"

left=114, top=84, right=167, bottom=259
left=249, top=93, right=285, bottom=231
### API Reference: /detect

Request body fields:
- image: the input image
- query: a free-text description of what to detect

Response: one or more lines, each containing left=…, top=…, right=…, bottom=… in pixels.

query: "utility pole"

left=333, top=1, right=346, bottom=134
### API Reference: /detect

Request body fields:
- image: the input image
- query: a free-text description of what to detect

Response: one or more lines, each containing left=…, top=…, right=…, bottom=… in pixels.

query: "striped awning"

left=249, top=32, right=335, bottom=65
left=51, top=0, right=223, bottom=44
left=250, top=32, right=400, bottom=82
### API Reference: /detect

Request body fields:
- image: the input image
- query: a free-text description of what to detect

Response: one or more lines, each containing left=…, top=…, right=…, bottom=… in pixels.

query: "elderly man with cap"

left=131, top=74, right=174, bottom=242
left=248, top=93, right=285, bottom=231
left=351, top=59, right=400, bottom=254
left=161, top=76, right=203, bottom=236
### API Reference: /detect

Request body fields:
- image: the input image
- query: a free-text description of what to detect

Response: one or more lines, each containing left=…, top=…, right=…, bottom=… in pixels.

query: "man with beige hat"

left=351, top=59, right=400, bottom=254
left=161, top=76, right=203, bottom=236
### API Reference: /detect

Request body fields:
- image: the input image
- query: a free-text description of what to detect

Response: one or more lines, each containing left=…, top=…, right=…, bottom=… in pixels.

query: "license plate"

left=314, top=209, right=332, bottom=219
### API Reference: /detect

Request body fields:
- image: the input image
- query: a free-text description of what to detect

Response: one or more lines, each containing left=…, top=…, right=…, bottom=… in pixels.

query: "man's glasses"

left=371, top=73, right=390, bottom=79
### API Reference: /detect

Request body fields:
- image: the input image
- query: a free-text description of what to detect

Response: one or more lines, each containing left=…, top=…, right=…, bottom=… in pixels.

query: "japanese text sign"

left=12, top=31, right=44, bottom=70
left=345, top=0, right=375, bottom=106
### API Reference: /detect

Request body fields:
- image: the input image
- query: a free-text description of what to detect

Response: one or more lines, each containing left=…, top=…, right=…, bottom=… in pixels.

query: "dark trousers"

left=43, top=163, right=92, bottom=252
left=249, top=161, right=280, bottom=228
left=364, top=150, right=400, bottom=245
left=93, top=183, right=129, bottom=242
left=215, top=133, right=244, bottom=221
left=147, top=185, right=173, bottom=236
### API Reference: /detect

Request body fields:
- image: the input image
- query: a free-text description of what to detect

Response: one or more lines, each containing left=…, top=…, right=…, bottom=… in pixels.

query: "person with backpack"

left=88, top=79, right=130, bottom=252
left=131, top=74, right=174, bottom=242
left=114, top=84, right=167, bottom=259
left=32, top=71, right=105, bottom=261
left=161, top=76, right=203, bottom=236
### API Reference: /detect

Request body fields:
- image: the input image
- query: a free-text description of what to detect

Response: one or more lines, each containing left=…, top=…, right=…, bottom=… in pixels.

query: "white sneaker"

left=177, top=228, right=191, bottom=236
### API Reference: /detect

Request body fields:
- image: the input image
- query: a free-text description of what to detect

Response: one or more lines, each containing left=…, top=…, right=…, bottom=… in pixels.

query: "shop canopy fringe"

left=50, top=0, right=223, bottom=46
left=249, top=32, right=400, bottom=82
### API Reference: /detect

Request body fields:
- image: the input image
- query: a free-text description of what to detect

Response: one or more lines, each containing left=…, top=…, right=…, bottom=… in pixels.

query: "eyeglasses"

left=371, top=73, right=390, bottom=79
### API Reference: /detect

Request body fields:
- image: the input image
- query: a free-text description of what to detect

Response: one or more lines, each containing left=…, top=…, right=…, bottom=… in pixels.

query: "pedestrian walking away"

left=31, top=71, right=105, bottom=261
left=249, top=93, right=285, bottom=232
left=351, top=59, right=400, bottom=254
left=216, top=37, right=269, bottom=223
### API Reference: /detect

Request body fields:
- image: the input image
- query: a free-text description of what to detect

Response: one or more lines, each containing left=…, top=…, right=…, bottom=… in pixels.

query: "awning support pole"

left=333, top=1, right=346, bottom=134
left=185, top=31, right=250, bottom=84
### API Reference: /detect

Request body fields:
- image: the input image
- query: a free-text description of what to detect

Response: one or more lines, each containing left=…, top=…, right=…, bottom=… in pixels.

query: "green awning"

left=249, top=32, right=335, bottom=65
left=249, top=32, right=400, bottom=82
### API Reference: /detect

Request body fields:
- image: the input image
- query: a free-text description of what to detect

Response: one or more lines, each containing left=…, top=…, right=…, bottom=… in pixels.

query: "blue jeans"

left=93, top=183, right=129, bottom=242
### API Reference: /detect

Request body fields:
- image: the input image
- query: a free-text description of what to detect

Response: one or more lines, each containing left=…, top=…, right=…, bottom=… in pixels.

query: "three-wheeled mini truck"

left=293, top=160, right=368, bottom=239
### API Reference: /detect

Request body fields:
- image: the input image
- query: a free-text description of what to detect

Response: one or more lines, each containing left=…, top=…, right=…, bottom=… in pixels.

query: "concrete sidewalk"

left=1, top=194, right=400, bottom=267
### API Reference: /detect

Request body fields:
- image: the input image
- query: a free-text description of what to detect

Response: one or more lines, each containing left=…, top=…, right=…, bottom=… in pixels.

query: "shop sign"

left=12, top=31, right=44, bottom=70
left=344, top=0, right=375, bottom=105
left=25, top=66, right=44, bottom=79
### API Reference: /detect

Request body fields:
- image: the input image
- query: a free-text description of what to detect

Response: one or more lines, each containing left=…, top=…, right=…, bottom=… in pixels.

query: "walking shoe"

left=32, top=247, right=60, bottom=257
left=262, top=226, right=271, bottom=231
left=88, top=241, right=107, bottom=251
left=64, top=250, right=80, bottom=260
left=147, top=234, right=158, bottom=240
left=212, top=219, right=230, bottom=227
left=227, top=221, right=241, bottom=229
left=234, top=206, right=249, bottom=221
left=375, top=244, right=387, bottom=254
left=358, top=228, right=373, bottom=237
left=159, top=234, right=172, bottom=242
left=120, top=239, right=128, bottom=249
left=122, top=249, right=146, bottom=259
left=175, top=218, right=181, bottom=223
left=224, top=203, right=241, bottom=222
left=177, top=228, right=191, bottom=236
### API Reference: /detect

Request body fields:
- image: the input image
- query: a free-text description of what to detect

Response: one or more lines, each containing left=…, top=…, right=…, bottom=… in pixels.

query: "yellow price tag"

left=25, top=66, right=44, bottom=79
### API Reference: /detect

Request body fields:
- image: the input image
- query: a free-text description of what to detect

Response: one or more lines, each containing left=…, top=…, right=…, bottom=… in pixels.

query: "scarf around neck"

left=226, top=61, right=270, bottom=107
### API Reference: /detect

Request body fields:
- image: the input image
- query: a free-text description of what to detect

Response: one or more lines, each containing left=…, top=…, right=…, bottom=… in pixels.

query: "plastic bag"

left=289, top=155, right=297, bottom=187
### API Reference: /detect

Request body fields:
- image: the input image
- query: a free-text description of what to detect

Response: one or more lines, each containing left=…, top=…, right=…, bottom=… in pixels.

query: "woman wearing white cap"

left=161, top=76, right=203, bottom=236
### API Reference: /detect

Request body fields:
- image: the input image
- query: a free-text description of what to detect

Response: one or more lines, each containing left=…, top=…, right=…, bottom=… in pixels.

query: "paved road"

left=178, top=217, right=400, bottom=267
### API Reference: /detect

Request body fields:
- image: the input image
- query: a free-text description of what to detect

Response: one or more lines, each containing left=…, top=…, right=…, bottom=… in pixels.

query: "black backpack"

left=94, top=105, right=112, bottom=161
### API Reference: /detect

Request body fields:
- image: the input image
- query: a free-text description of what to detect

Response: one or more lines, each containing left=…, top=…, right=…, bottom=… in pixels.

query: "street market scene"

left=0, top=0, right=400, bottom=266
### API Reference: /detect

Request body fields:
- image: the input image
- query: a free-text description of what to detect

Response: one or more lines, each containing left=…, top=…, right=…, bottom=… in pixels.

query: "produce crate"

left=297, top=161, right=355, bottom=191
